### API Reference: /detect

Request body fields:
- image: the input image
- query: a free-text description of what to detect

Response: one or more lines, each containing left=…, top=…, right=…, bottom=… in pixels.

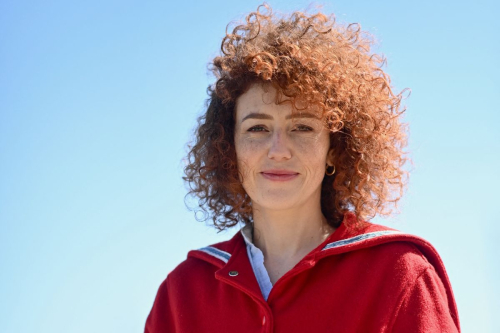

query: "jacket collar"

left=188, top=212, right=403, bottom=268
left=187, top=212, right=458, bottom=325
left=190, top=230, right=266, bottom=305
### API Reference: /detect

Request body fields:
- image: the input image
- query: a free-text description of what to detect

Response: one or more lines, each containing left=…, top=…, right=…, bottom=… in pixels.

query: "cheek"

left=234, top=138, right=258, bottom=181
left=295, top=136, right=329, bottom=158
left=235, top=137, right=262, bottom=165
left=296, top=137, right=330, bottom=176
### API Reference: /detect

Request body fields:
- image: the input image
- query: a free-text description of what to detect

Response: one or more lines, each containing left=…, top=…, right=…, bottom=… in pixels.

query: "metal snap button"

left=228, top=270, right=239, bottom=277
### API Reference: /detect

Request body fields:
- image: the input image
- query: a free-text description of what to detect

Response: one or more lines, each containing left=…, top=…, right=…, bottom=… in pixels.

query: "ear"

left=326, top=148, right=335, bottom=166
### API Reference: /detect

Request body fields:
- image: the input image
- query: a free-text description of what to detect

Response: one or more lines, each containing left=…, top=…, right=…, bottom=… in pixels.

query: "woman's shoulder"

left=330, top=217, right=448, bottom=271
left=320, top=220, right=460, bottom=331
left=166, top=232, right=244, bottom=284
left=324, top=218, right=456, bottom=292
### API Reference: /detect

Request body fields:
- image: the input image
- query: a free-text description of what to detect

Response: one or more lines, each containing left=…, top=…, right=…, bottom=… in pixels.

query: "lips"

left=260, top=170, right=299, bottom=181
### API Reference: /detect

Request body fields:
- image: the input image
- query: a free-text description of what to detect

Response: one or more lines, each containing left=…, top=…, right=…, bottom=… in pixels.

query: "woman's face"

left=234, top=83, right=333, bottom=212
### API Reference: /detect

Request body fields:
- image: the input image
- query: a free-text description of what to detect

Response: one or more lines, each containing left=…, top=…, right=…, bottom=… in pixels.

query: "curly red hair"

left=184, top=4, right=409, bottom=230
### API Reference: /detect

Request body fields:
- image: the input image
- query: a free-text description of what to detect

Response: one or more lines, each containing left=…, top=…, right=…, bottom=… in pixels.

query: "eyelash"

left=247, top=125, right=313, bottom=132
left=248, top=125, right=267, bottom=132
left=294, top=125, right=313, bottom=132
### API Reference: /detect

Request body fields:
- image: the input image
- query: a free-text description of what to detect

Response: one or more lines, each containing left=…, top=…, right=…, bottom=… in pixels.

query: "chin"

left=253, top=194, right=303, bottom=211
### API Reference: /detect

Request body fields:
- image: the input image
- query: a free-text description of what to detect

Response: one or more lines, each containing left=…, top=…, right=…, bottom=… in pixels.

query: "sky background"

left=1, top=0, right=499, bottom=332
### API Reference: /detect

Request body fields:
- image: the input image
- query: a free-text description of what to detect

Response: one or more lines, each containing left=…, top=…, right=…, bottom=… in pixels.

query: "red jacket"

left=145, top=214, right=460, bottom=332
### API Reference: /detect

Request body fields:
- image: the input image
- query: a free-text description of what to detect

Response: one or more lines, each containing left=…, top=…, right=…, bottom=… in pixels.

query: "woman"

left=145, top=5, right=460, bottom=332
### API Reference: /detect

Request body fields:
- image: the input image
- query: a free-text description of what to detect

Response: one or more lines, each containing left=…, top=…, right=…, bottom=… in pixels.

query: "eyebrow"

left=241, top=112, right=321, bottom=122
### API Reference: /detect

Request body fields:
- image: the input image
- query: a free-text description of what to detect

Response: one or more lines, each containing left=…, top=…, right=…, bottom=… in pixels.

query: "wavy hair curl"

left=184, top=4, right=409, bottom=230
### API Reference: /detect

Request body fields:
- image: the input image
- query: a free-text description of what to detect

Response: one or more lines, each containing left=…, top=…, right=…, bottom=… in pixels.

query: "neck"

left=251, top=201, right=335, bottom=263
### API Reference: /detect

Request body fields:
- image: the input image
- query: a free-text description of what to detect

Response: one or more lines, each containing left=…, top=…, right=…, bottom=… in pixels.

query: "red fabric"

left=145, top=214, right=460, bottom=332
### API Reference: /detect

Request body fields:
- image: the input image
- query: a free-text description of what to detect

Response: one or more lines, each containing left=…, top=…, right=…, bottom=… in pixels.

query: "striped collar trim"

left=198, top=246, right=232, bottom=263
left=322, top=230, right=401, bottom=251
left=198, top=230, right=401, bottom=262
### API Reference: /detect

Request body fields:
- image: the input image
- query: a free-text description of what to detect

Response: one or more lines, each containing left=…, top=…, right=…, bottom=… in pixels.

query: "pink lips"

left=260, top=169, right=299, bottom=181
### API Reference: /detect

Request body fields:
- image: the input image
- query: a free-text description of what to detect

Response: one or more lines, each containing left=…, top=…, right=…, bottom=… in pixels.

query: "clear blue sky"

left=1, top=1, right=498, bottom=332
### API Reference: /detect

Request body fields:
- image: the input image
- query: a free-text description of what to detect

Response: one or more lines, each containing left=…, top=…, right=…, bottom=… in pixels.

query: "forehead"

left=235, top=83, right=323, bottom=119
left=236, top=83, right=275, bottom=109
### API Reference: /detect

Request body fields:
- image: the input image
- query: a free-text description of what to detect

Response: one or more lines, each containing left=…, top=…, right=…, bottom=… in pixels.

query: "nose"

left=267, top=130, right=292, bottom=160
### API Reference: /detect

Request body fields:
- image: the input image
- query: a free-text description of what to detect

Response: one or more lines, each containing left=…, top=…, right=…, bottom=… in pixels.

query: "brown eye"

left=293, top=125, right=313, bottom=132
left=248, top=125, right=268, bottom=132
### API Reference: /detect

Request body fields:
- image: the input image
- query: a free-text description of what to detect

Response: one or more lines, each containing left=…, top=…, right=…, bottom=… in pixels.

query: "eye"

left=247, top=125, right=268, bottom=132
left=293, top=124, right=314, bottom=132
